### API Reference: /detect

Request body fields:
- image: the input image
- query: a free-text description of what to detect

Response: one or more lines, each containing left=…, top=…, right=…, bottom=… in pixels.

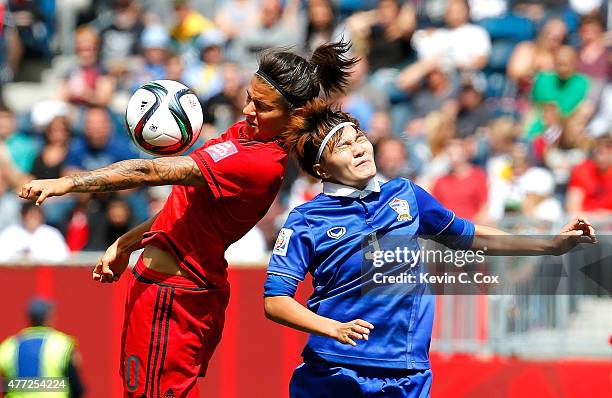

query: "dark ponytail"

left=256, top=41, right=358, bottom=108
left=309, top=41, right=356, bottom=97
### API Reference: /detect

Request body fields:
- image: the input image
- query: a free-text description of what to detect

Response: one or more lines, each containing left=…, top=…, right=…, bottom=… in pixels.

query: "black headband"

left=255, top=69, right=302, bottom=107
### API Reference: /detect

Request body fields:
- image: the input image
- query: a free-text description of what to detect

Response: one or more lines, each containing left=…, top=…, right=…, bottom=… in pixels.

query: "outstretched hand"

left=92, top=239, right=131, bottom=283
left=19, top=177, right=73, bottom=205
left=552, top=217, right=597, bottom=255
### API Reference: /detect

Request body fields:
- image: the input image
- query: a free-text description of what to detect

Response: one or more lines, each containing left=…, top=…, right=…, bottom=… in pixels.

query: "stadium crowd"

left=0, top=0, right=609, bottom=263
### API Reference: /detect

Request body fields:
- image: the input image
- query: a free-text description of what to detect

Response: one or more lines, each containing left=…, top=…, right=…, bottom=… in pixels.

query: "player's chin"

left=245, top=120, right=258, bottom=135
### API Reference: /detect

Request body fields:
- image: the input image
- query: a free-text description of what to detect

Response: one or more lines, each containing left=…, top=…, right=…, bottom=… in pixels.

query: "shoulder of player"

left=384, top=177, right=413, bottom=192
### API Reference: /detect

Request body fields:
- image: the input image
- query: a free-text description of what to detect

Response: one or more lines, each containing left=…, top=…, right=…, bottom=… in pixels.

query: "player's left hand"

left=552, top=217, right=597, bottom=255
left=93, top=239, right=131, bottom=283
left=18, top=177, right=74, bottom=205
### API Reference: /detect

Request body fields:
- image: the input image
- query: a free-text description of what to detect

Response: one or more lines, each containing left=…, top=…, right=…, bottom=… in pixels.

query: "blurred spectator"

left=304, top=0, right=341, bottom=54
left=0, top=3, right=21, bottom=86
left=347, top=0, right=415, bottom=72
left=214, top=0, right=258, bottom=41
left=7, top=0, right=55, bottom=61
left=65, top=107, right=135, bottom=172
left=401, top=64, right=457, bottom=121
left=130, top=23, right=170, bottom=91
left=576, top=13, right=609, bottom=88
left=468, top=0, right=508, bottom=21
left=340, top=57, right=389, bottom=132
left=201, top=63, right=247, bottom=137
left=412, top=0, right=491, bottom=71
left=432, top=138, right=488, bottom=221
left=455, top=73, right=490, bottom=138
left=60, top=26, right=116, bottom=107
left=231, top=0, right=304, bottom=71
left=170, top=0, right=216, bottom=67
left=0, top=168, right=21, bottom=231
left=500, top=142, right=532, bottom=216
left=98, top=0, right=144, bottom=67
left=85, top=197, right=133, bottom=250
left=184, top=29, right=226, bottom=101
left=0, top=298, right=84, bottom=398
left=484, top=118, right=519, bottom=221
left=414, top=110, right=456, bottom=189
left=0, top=103, right=38, bottom=173
left=366, top=110, right=393, bottom=145
left=165, top=52, right=186, bottom=82
left=541, top=110, right=590, bottom=185
left=286, top=173, right=322, bottom=211
left=517, top=167, right=563, bottom=223
left=147, top=185, right=171, bottom=215
left=569, top=0, right=604, bottom=16
left=507, top=18, right=567, bottom=84
left=0, top=202, right=69, bottom=262
left=30, top=116, right=72, bottom=179
left=374, top=136, right=412, bottom=180
left=588, top=84, right=612, bottom=137
left=566, top=132, right=612, bottom=212
left=528, top=45, right=590, bottom=138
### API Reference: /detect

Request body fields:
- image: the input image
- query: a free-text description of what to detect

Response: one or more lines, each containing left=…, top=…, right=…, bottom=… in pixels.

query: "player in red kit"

left=18, top=42, right=358, bottom=397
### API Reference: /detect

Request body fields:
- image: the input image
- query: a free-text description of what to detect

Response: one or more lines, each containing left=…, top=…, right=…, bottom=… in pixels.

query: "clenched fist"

left=19, top=177, right=74, bottom=205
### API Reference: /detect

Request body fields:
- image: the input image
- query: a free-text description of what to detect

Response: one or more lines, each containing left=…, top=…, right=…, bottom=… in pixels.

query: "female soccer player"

left=264, top=100, right=597, bottom=397
left=19, top=43, right=357, bottom=397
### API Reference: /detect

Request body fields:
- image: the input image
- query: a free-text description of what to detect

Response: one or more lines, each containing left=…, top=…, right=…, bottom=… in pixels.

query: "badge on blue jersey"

left=326, top=227, right=346, bottom=239
left=273, top=228, right=293, bottom=256
left=389, top=198, right=412, bottom=221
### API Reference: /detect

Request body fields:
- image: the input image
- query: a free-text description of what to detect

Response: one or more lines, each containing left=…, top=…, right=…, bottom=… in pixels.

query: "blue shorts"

left=289, top=360, right=432, bottom=398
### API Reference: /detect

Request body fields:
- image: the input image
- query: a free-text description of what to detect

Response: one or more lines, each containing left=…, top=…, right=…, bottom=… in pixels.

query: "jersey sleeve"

left=412, top=181, right=475, bottom=249
left=413, top=182, right=456, bottom=236
left=266, top=209, right=315, bottom=293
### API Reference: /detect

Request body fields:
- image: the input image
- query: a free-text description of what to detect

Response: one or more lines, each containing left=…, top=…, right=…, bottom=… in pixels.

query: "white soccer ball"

left=125, top=80, right=203, bottom=156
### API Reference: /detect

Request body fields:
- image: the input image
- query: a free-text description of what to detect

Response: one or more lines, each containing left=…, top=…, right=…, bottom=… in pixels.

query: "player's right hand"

left=332, top=319, right=374, bottom=346
left=19, top=177, right=73, bottom=205
left=93, top=239, right=131, bottom=284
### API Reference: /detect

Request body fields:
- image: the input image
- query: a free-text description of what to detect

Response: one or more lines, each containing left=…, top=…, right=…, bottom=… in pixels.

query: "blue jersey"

left=265, top=178, right=475, bottom=369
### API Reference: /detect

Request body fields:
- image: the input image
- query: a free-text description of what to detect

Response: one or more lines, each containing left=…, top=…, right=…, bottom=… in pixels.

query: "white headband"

left=315, top=122, right=355, bottom=164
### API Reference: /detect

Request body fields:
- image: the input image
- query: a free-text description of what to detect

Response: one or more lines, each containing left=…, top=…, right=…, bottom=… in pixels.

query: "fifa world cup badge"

left=273, top=228, right=293, bottom=256
left=389, top=198, right=412, bottom=222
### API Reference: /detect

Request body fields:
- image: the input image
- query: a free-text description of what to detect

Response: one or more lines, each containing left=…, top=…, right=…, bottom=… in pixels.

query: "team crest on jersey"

left=326, top=226, right=346, bottom=239
left=205, top=141, right=238, bottom=162
left=389, top=198, right=412, bottom=221
left=273, top=228, right=293, bottom=256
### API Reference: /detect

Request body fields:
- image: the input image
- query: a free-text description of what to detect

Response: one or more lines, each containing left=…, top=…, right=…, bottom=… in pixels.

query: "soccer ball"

left=125, top=80, right=203, bottom=156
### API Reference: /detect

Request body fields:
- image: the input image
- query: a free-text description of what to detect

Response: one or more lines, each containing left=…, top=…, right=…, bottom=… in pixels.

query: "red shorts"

left=120, top=258, right=229, bottom=398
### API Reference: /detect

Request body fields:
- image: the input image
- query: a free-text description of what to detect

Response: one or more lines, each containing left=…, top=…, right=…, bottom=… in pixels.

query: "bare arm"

left=264, top=296, right=373, bottom=346
left=471, top=217, right=597, bottom=256
left=19, top=156, right=203, bottom=205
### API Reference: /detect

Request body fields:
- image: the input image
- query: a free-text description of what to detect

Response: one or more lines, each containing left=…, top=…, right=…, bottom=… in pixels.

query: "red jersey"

left=432, top=166, right=488, bottom=219
left=141, top=120, right=288, bottom=288
left=568, top=159, right=612, bottom=211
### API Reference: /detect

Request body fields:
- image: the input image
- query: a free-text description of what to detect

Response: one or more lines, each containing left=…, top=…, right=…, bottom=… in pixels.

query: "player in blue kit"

left=263, top=100, right=597, bottom=397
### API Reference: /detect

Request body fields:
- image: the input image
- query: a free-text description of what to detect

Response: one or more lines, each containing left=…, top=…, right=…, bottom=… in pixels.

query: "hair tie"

left=255, top=69, right=301, bottom=107
left=315, top=121, right=355, bottom=164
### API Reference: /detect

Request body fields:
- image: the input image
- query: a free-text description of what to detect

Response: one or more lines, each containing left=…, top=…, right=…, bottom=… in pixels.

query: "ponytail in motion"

left=256, top=41, right=358, bottom=108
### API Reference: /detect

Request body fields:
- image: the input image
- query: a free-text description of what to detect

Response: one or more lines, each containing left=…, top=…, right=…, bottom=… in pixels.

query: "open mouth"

left=246, top=119, right=257, bottom=127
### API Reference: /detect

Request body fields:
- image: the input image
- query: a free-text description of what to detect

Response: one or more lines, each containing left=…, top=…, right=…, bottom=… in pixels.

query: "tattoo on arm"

left=67, top=157, right=203, bottom=192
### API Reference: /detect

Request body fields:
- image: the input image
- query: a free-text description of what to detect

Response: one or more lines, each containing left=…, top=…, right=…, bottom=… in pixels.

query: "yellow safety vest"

left=0, top=327, right=74, bottom=398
